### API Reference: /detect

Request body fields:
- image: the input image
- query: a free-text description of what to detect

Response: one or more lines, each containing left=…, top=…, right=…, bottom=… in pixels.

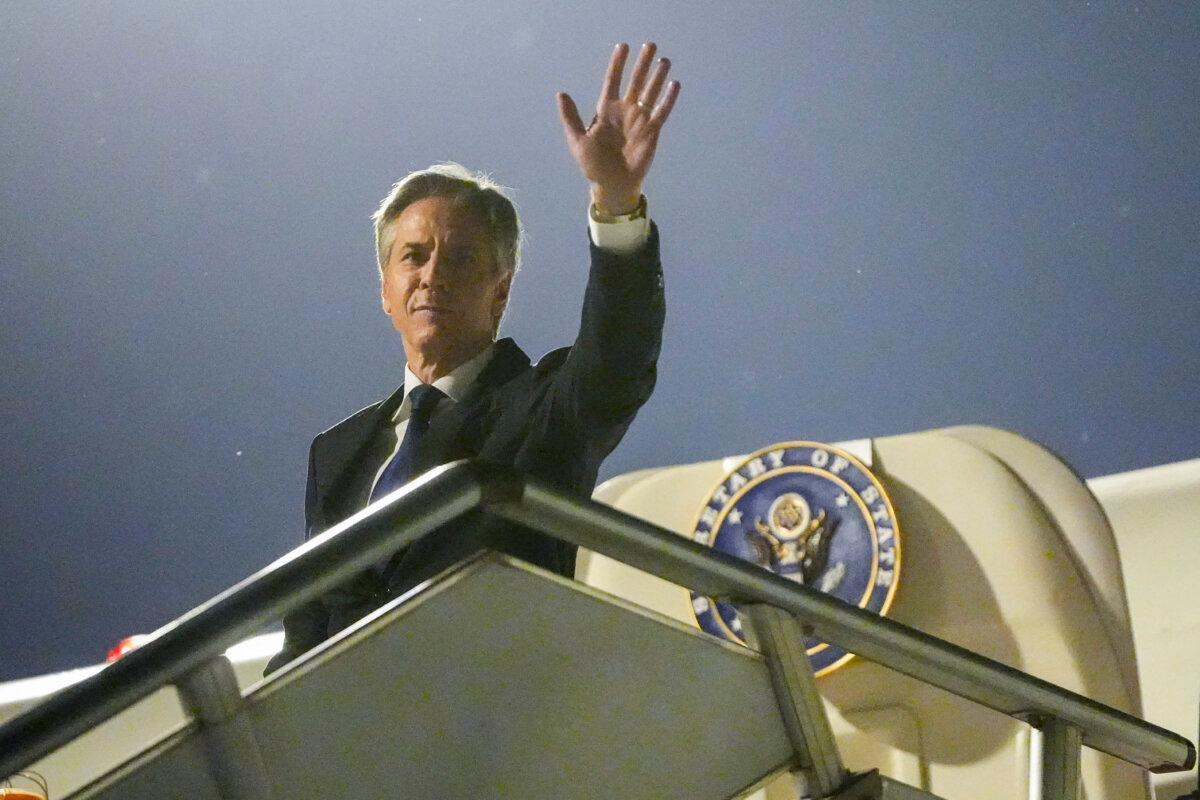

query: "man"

left=265, top=42, right=679, bottom=675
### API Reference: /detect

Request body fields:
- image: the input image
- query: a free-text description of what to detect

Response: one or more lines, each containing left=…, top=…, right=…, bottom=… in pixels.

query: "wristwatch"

left=590, top=193, right=648, bottom=224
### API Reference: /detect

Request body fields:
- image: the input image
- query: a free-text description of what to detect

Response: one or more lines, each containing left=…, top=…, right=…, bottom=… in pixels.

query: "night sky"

left=2, top=3, right=1197, bottom=681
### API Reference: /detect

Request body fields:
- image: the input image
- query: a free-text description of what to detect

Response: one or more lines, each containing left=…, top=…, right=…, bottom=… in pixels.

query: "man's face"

left=380, top=195, right=512, bottom=364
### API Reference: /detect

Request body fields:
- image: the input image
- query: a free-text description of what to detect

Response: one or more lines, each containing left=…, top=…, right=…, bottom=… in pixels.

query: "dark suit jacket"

left=265, top=226, right=664, bottom=675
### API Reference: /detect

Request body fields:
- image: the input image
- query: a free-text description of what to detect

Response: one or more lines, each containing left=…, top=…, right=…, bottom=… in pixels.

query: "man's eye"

left=451, top=251, right=484, bottom=267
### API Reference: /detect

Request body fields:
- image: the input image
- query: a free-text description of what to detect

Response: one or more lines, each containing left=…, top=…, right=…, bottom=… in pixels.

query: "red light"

left=105, top=635, right=150, bottom=662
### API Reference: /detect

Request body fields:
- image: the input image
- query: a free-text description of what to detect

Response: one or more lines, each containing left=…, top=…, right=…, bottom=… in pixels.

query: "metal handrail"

left=0, top=460, right=1193, bottom=780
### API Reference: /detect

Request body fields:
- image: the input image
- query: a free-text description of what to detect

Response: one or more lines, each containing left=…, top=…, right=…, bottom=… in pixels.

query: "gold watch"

left=590, top=194, right=648, bottom=223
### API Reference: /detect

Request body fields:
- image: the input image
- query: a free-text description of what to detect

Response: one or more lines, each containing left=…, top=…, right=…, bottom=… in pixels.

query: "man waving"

left=267, top=42, right=680, bottom=675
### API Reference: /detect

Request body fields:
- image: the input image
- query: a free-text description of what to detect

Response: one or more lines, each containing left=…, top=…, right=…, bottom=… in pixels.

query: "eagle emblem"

left=748, top=493, right=839, bottom=585
left=688, top=442, right=901, bottom=676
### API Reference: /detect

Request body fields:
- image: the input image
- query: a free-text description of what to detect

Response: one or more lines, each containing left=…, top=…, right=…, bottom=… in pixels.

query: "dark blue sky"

left=2, top=3, right=1197, bottom=681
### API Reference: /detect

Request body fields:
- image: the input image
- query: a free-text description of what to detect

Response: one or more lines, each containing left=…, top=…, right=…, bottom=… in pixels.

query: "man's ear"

left=493, top=271, right=512, bottom=310
left=379, top=265, right=393, bottom=314
left=491, top=271, right=513, bottom=330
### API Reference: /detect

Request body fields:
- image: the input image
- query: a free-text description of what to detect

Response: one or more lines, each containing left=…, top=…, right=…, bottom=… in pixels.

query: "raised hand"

left=558, top=42, right=681, bottom=216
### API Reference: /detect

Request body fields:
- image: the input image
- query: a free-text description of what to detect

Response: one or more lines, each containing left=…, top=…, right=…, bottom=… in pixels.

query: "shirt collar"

left=396, top=343, right=496, bottom=420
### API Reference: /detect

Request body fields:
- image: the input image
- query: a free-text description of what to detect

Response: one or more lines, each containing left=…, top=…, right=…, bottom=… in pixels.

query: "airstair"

left=0, top=461, right=1193, bottom=799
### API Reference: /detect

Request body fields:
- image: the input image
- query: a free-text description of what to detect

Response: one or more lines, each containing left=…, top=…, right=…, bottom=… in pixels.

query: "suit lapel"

left=416, top=338, right=531, bottom=470
left=317, top=340, right=532, bottom=517
left=314, top=382, right=407, bottom=523
left=385, top=339, right=533, bottom=590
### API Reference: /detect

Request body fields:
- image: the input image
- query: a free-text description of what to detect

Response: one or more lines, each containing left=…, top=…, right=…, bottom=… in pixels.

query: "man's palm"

left=558, top=42, right=680, bottom=213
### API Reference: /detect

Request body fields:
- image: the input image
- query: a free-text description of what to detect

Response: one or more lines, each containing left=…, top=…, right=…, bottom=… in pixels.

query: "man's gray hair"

left=372, top=163, right=522, bottom=278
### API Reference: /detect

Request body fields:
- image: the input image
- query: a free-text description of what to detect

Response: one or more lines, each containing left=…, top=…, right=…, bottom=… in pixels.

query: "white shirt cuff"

left=588, top=206, right=651, bottom=255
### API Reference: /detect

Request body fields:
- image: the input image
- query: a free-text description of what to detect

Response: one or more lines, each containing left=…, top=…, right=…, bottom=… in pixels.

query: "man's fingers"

left=639, top=57, right=671, bottom=109
left=598, top=42, right=629, bottom=103
left=649, top=80, right=681, bottom=127
left=623, top=42, right=657, bottom=104
left=557, top=92, right=587, bottom=141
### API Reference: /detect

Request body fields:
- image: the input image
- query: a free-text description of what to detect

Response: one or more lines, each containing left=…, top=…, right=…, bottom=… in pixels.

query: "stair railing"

left=0, top=460, right=1192, bottom=800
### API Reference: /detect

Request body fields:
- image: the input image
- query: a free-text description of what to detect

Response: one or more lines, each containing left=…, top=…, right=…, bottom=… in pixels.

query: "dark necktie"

left=367, top=383, right=445, bottom=579
left=370, top=383, right=446, bottom=503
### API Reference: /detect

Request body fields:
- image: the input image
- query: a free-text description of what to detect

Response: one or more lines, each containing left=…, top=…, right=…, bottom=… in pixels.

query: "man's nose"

left=419, top=250, right=452, bottom=288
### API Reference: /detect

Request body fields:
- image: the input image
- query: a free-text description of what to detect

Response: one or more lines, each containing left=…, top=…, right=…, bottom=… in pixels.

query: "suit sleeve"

left=263, top=438, right=330, bottom=676
left=549, top=222, right=665, bottom=452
